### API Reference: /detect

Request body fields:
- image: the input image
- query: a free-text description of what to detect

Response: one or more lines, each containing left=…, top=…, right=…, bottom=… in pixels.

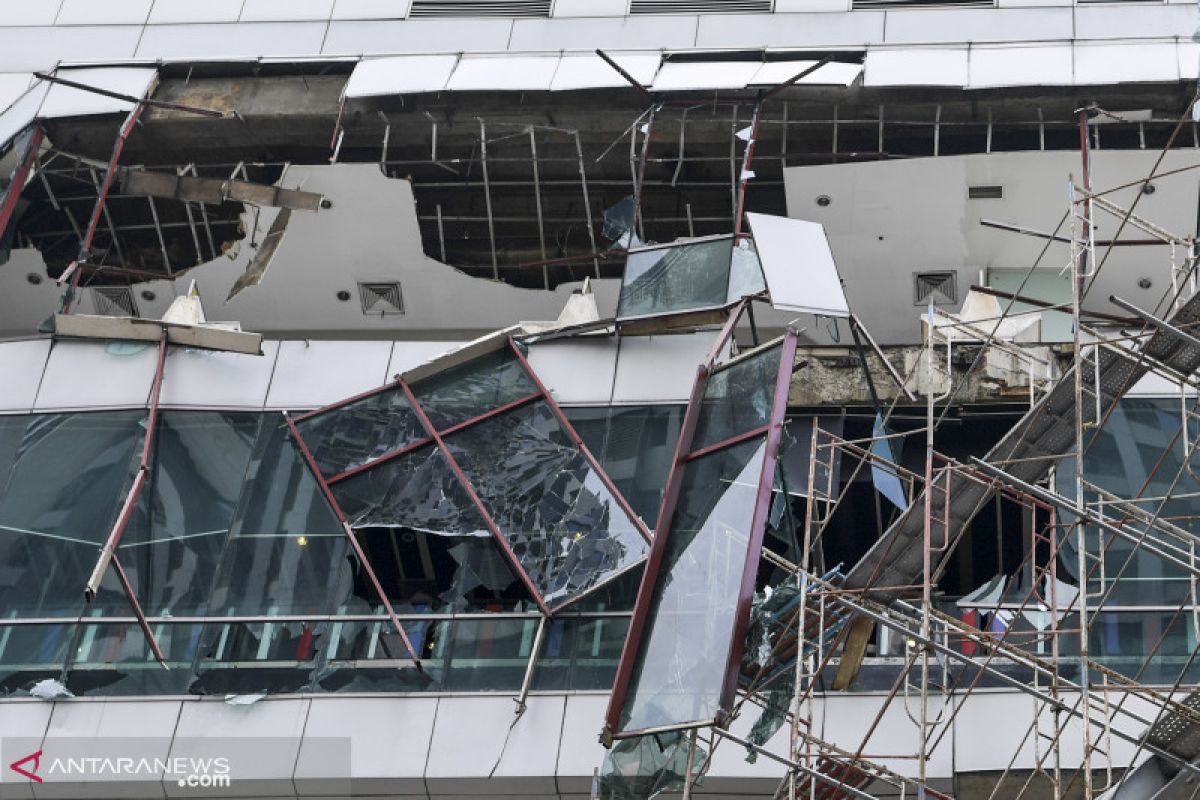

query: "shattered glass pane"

left=444, top=401, right=650, bottom=608
left=726, top=237, right=767, bottom=304
left=294, top=387, right=427, bottom=477
left=0, top=623, right=72, bottom=697
left=616, top=238, right=734, bottom=320
left=332, top=444, right=488, bottom=537
left=603, top=195, right=637, bottom=245
left=65, top=622, right=200, bottom=696
left=0, top=411, right=144, bottom=617
left=597, top=731, right=707, bottom=800
left=410, top=347, right=536, bottom=431
left=191, top=618, right=327, bottom=695
left=691, top=343, right=782, bottom=452
left=206, top=420, right=365, bottom=617
left=617, top=438, right=767, bottom=733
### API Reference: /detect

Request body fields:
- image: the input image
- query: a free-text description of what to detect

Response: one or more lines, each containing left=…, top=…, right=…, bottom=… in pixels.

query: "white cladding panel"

left=446, top=55, right=561, bottom=91
left=968, top=43, right=1073, bottom=88
left=38, top=67, right=156, bottom=118
left=550, top=53, right=660, bottom=90
left=146, top=0, right=244, bottom=23
left=526, top=337, right=619, bottom=405
left=34, top=340, right=158, bottom=411
left=747, top=212, right=849, bottom=318
left=158, top=340, right=281, bottom=409
left=864, top=47, right=968, bottom=87
left=265, top=339, right=393, bottom=410
left=0, top=339, right=51, bottom=413
left=56, top=0, right=153, bottom=25
left=343, top=55, right=459, bottom=96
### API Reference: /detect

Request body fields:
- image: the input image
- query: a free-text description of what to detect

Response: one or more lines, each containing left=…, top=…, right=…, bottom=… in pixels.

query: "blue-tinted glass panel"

left=294, top=387, right=426, bottom=477
left=618, top=438, right=766, bottom=733
left=444, top=401, right=649, bottom=608
left=616, top=238, right=734, bottom=319
left=410, top=348, right=536, bottom=431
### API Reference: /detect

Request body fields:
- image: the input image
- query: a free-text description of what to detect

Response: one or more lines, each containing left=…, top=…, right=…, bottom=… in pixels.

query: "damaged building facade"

left=3, top=2, right=1200, bottom=799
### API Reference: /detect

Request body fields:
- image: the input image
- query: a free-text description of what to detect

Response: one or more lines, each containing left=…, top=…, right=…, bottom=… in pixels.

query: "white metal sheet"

left=745, top=212, right=849, bottom=318
left=323, top=19, right=514, bottom=56
left=158, top=340, right=281, bottom=409
left=0, top=25, right=142, bottom=72
left=0, top=77, right=42, bottom=148
left=1180, top=41, right=1200, bottom=84
left=526, top=338, right=618, bottom=405
left=135, top=22, right=328, bottom=61
left=446, top=55, right=560, bottom=92
left=612, top=332, right=724, bottom=404
left=240, top=0, right=335, bottom=22
left=34, top=340, right=158, bottom=411
left=650, top=60, right=761, bottom=91
left=0, top=339, right=50, bottom=413
left=147, top=0, right=244, bottom=23
left=56, top=0, right=153, bottom=25
left=968, top=44, right=1073, bottom=88
left=331, top=0, right=412, bottom=18
left=264, top=340, right=393, bottom=410
left=1074, top=41, right=1179, bottom=85
left=510, top=16, right=698, bottom=51
left=0, top=1, right=62, bottom=26
left=343, top=55, right=458, bottom=97
left=38, top=67, right=156, bottom=119
left=750, top=60, right=862, bottom=87
left=385, top=340, right=460, bottom=378
left=863, top=48, right=968, bottom=87
left=549, top=53, right=660, bottom=91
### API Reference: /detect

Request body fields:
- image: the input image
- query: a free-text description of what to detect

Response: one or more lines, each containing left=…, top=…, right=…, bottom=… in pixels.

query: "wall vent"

left=359, top=282, right=405, bottom=316
left=968, top=185, right=1004, bottom=200
left=92, top=286, right=138, bottom=318
left=408, top=0, right=551, bottom=17
left=913, top=271, right=957, bottom=306
left=630, top=0, right=771, bottom=13
left=853, top=0, right=991, bottom=8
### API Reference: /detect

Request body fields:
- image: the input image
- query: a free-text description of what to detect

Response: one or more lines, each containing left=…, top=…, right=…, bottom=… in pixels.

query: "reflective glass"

left=66, top=621, right=200, bottom=695
left=0, top=414, right=28, bottom=489
left=444, top=401, right=650, bottom=608
left=191, top=618, right=328, bottom=695
left=618, top=439, right=767, bottom=732
left=92, top=412, right=260, bottom=616
left=206, top=420, right=364, bottom=617
left=0, top=623, right=72, bottom=696
left=332, top=444, right=487, bottom=537
left=0, top=411, right=144, bottom=618
left=410, top=348, right=536, bottom=431
left=616, top=238, right=735, bottom=319
left=691, top=344, right=781, bottom=453
left=726, top=237, right=767, bottom=304
left=443, top=616, right=539, bottom=691
left=318, top=617, right=444, bottom=692
left=294, top=387, right=427, bottom=477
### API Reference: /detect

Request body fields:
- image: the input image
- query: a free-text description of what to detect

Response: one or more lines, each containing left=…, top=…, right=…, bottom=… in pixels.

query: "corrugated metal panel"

left=409, top=0, right=551, bottom=17
left=631, top=0, right=770, bottom=14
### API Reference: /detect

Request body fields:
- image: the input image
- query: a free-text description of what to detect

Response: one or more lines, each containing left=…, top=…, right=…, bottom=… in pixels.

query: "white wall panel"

left=159, top=340, right=280, bottom=409
left=694, top=11, right=882, bottom=49
left=968, top=43, right=1072, bottom=88
left=1179, top=41, right=1200, bottom=83
left=135, top=22, right=327, bottom=61
left=425, top=695, right=564, bottom=795
left=1075, top=41, right=1179, bottom=85
left=386, top=341, right=460, bottom=377
left=343, top=55, right=458, bottom=96
left=652, top=60, right=761, bottom=91
left=0, top=82, right=46, bottom=150
left=35, top=340, right=158, bottom=411
left=550, top=53, right=660, bottom=90
left=0, top=701, right=53, bottom=800
left=56, top=0, right=153, bottom=25
left=147, top=0, right=244, bottom=24
left=864, top=47, right=968, bottom=87
left=0, top=26, right=142, bottom=72
left=509, top=16, right=698, bottom=51
left=264, top=339, right=392, bottom=410
left=446, top=55, right=561, bottom=91
left=296, top=696, right=435, bottom=794
left=882, top=7, right=1071, bottom=45
left=0, top=339, right=50, bottom=413
left=0, top=0, right=62, bottom=26
left=331, top=0, right=413, bottom=18
left=552, top=0, right=629, bottom=16
left=1075, top=3, right=1198, bottom=40
left=612, top=332, right=718, bottom=404
left=555, top=694, right=611, bottom=793
left=240, top=0, right=335, bottom=22
left=0, top=73, right=34, bottom=111
left=526, top=337, right=618, bottom=404
left=774, top=0, right=851, bottom=12
left=322, top=19, right=514, bottom=56
left=39, top=67, right=156, bottom=118
left=750, top=58, right=861, bottom=86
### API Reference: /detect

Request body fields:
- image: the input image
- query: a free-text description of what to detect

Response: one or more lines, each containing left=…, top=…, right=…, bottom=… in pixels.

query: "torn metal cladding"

left=122, top=170, right=324, bottom=212
left=286, top=334, right=652, bottom=616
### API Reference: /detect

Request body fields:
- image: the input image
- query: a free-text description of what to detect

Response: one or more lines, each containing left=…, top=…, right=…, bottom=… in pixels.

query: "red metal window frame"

left=287, top=336, right=654, bottom=618
left=0, top=125, right=43, bottom=243
left=603, top=308, right=798, bottom=740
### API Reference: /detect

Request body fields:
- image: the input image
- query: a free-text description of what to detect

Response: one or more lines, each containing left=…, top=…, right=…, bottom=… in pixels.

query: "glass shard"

left=691, top=343, right=782, bottom=452
left=726, top=237, right=767, bottom=304
left=597, top=731, right=707, bottom=800
left=410, top=347, right=536, bottom=431
left=294, top=387, right=427, bottom=477
left=870, top=413, right=908, bottom=510
left=444, top=401, right=649, bottom=608
left=616, top=238, right=735, bottom=320
left=618, top=439, right=767, bottom=733
left=332, top=444, right=488, bottom=537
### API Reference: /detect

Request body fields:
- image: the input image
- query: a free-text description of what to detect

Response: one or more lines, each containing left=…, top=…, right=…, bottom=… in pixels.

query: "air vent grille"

left=359, top=282, right=405, bottom=316
left=853, top=0, right=990, bottom=8
left=631, top=0, right=771, bottom=13
left=914, top=271, right=957, bottom=306
left=92, top=286, right=138, bottom=318
left=409, top=0, right=551, bottom=17
left=968, top=185, right=1003, bottom=200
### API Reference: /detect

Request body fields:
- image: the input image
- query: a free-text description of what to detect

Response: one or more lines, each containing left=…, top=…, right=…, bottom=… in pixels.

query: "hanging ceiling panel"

left=343, top=54, right=459, bottom=97
left=651, top=60, right=761, bottom=91
left=748, top=59, right=862, bottom=87
left=38, top=67, right=157, bottom=119
left=862, top=47, right=968, bottom=87
left=550, top=53, right=661, bottom=91
left=445, top=55, right=561, bottom=91
left=745, top=212, right=849, bottom=318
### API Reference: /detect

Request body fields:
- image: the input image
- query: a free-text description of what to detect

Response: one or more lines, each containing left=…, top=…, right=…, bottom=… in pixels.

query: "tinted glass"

left=616, top=238, right=734, bottom=319
left=294, top=387, right=427, bottom=477
left=691, top=344, right=781, bottom=453
left=410, top=348, right=536, bottom=431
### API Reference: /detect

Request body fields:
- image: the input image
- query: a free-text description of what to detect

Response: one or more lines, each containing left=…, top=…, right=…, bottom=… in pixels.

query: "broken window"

left=616, top=237, right=738, bottom=320
left=606, top=331, right=796, bottom=738
left=294, top=387, right=428, bottom=477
